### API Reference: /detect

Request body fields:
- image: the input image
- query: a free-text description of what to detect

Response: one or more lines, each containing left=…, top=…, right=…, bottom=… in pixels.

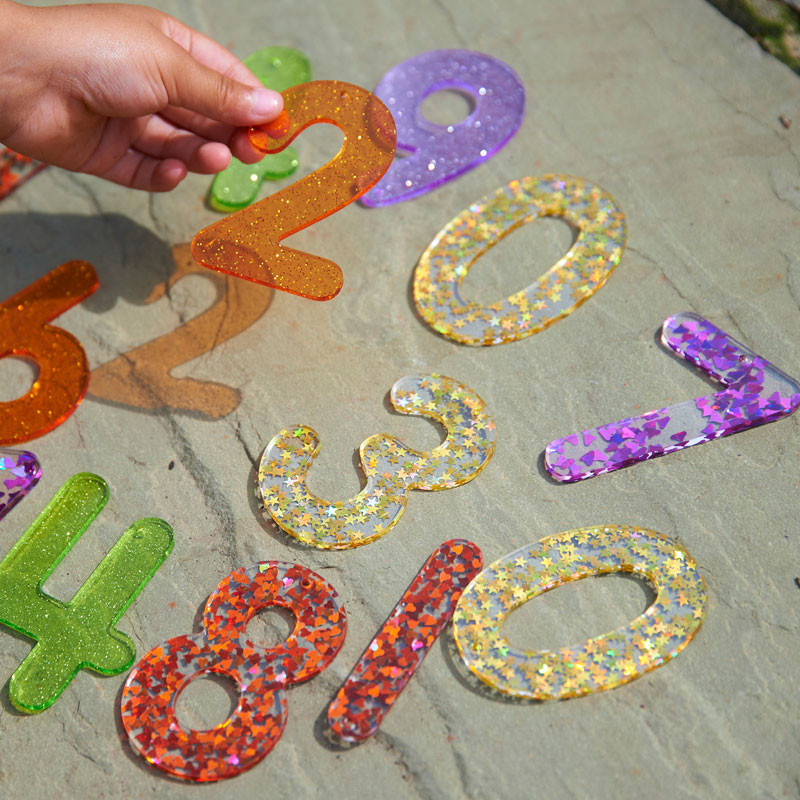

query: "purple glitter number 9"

left=545, top=312, right=800, bottom=482
left=361, top=50, right=525, bottom=207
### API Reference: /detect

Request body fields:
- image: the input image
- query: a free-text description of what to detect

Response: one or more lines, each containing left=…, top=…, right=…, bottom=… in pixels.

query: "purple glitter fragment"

left=0, top=449, right=41, bottom=521
left=545, top=312, right=800, bottom=482
left=361, top=50, right=525, bottom=207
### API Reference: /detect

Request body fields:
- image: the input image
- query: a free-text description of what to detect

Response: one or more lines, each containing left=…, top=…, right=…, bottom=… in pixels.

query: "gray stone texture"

left=1, top=0, right=799, bottom=797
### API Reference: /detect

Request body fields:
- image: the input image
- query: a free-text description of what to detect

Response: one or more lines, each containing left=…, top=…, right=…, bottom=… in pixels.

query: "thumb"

left=160, top=43, right=283, bottom=126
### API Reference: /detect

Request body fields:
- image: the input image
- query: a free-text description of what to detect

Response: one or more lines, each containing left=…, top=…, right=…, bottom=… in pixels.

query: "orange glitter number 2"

left=0, top=261, right=98, bottom=445
left=191, top=80, right=397, bottom=301
left=121, top=562, right=346, bottom=782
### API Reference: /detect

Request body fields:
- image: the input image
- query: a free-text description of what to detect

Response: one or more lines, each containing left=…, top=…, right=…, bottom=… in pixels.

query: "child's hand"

left=0, top=1, right=284, bottom=191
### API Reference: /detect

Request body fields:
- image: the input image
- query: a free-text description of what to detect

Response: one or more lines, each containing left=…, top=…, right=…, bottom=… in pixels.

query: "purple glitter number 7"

left=545, top=312, right=800, bottom=482
left=361, top=50, right=525, bottom=207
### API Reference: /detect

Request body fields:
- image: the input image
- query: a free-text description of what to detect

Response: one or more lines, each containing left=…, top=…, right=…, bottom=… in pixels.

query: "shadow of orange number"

left=89, top=244, right=273, bottom=420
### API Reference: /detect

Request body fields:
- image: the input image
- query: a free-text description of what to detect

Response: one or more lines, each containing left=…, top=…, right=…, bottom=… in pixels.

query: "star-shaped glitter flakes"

left=258, top=374, right=496, bottom=549
left=413, top=175, right=626, bottom=346
left=453, top=525, right=707, bottom=699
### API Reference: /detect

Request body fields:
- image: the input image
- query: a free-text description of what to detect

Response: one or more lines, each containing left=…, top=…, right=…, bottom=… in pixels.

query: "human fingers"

left=159, top=106, right=265, bottom=165
left=133, top=114, right=232, bottom=174
left=160, top=15, right=263, bottom=88
left=94, top=149, right=188, bottom=192
left=157, top=37, right=282, bottom=127
left=159, top=106, right=236, bottom=145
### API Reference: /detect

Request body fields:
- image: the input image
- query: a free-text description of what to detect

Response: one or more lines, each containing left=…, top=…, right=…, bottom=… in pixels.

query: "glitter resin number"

left=0, top=260, right=98, bottom=444
left=0, top=473, right=173, bottom=712
left=192, top=80, right=396, bottom=301
left=210, top=46, right=311, bottom=211
left=258, top=374, right=496, bottom=549
left=90, top=243, right=272, bottom=419
left=413, top=175, right=626, bottom=346
left=453, top=525, right=707, bottom=699
left=121, top=562, right=346, bottom=782
left=0, top=147, right=47, bottom=201
left=545, top=312, right=800, bottom=481
left=0, top=448, right=41, bottom=521
left=361, top=50, right=525, bottom=207
left=328, top=539, right=483, bottom=742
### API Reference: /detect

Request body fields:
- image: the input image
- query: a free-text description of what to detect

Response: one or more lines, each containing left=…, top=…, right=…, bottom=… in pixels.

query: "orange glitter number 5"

left=191, top=80, right=397, bottom=301
left=0, top=261, right=98, bottom=445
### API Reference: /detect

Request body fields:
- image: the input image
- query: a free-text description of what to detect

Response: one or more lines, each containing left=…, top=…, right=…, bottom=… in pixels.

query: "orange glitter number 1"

left=191, top=80, right=397, bottom=301
left=0, top=261, right=98, bottom=445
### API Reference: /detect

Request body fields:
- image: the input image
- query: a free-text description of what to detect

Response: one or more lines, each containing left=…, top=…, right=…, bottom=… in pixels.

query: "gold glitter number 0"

left=413, top=175, right=627, bottom=346
left=453, top=526, right=707, bottom=698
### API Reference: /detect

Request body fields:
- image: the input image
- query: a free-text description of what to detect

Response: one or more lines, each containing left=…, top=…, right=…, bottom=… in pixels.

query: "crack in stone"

left=627, top=245, right=699, bottom=312
left=781, top=250, right=800, bottom=312
left=158, top=413, right=240, bottom=570
left=430, top=0, right=470, bottom=48
left=374, top=729, right=451, bottom=800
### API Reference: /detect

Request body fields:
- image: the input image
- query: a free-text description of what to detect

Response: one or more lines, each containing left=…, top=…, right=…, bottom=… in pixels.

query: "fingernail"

left=251, top=88, right=282, bottom=118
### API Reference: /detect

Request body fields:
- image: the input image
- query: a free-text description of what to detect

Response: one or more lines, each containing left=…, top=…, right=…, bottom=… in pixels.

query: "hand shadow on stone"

left=0, top=212, right=174, bottom=309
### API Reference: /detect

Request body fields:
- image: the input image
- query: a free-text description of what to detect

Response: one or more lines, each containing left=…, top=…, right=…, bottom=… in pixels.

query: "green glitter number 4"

left=210, top=46, right=312, bottom=211
left=0, top=473, right=173, bottom=713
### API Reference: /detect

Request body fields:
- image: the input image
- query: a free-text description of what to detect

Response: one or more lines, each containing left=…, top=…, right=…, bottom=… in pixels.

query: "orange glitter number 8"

left=191, top=80, right=396, bottom=301
left=121, top=562, right=346, bottom=782
left=0, top=261, right=98, bottom=445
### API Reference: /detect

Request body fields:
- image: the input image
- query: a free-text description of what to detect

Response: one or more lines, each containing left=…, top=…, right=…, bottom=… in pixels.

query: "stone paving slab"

left=1, top=0, right=799, bottom=797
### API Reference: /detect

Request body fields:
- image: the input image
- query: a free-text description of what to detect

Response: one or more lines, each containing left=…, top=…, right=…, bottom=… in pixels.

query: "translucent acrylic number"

left=258, top=374, right=496, bottom=549
left=121, top=562, right=346, bottom=781
left=362, top=49, right=525, bottom=207
left=193, top=80, right=396, bottom=301
left=328, top=539, right=482, bottom=742
left=0, top=448, right=41, bottom=522
left=0, top=473, right=173, bottom=712
left=545, top=313, right=800, bottom=481
left=413, top=175, right=626, bottom=346
left=0, top=261, right=98, bottom=444
left=0, top=147, right=47, bottom=201
left=453, top=525, right=707, bottom=699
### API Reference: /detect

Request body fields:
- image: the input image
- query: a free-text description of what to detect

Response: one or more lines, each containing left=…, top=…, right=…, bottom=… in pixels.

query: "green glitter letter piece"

left=0, top=473, right=173, bottom=713
left=210, top=46, right=312, bottom=211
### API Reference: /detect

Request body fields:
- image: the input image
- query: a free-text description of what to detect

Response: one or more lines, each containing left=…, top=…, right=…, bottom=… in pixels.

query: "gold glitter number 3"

left=453, top=525, right=707, bottom=698
left=413, top=175, right=626, bottom=346
left=258, top=374, right=496, bottom=549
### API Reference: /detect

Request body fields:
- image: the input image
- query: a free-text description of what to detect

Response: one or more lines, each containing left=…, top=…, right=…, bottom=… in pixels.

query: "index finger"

left=161, top=15, right=264, bottom=88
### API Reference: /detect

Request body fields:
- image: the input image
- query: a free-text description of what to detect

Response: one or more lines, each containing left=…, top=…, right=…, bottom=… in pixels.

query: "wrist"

left=0, top=1, right=43, bottom=144
left=0, top=1, right=32, bottom=33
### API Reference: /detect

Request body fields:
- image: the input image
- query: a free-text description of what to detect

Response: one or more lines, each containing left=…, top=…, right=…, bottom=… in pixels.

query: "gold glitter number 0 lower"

left=453, top=526, right=707, bottom=698
left=413, top=175, right=627, bottom=346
